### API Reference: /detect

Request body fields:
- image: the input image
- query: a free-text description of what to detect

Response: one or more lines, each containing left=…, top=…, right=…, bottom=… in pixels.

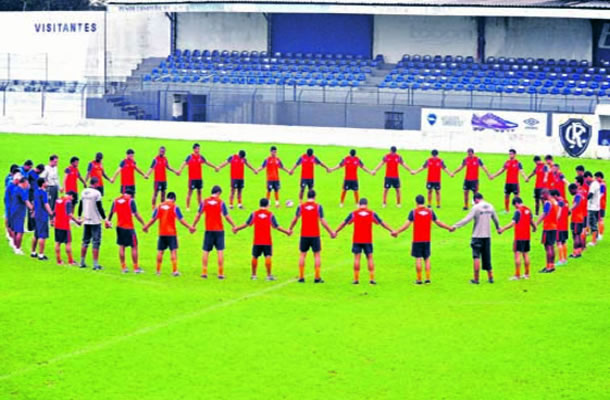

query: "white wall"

left=106, top=12, right=170, bottom=79
left=485, top=17, right=592, bottom=61
left=0, top=11, right=104, bottom=82
left=374, top=15, right=477, bottom=63
left=176, top=12, right=267, bottom=52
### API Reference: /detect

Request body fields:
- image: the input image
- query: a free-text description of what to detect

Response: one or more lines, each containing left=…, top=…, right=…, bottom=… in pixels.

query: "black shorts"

left=252, top=244, right=272, bottom=258
left=231, top=179, right=244, bottom=190
left=71, top=192, right=79, bottom=204
left=95, top=186, right=104, bottom=197
left=557, top=230, right=569, bottom=244
left=542, top=230, right=556, bottom=246
left=203, top=231, right=225, bottom=251
left=463, top=180, right=479, bottom=192
left=504, top=183, right=520, bottom=195
left=588, top=211, right=599, bottom=232
left=513, top=240, right=530, bottom=253
left=300, top=179, right=314, bottom=190
left=600, top=209, right=606, bottom=218
left=121, top=185, right=136, bottom=197
left=426, top=182, right=441, bottom=191
left=384, top=177, right=400, bottom=189
left=55, top=228, right=71, bottom=244
left=471, top=237, right=492, bottom=270
left=534, top=188, right=544, bottom=201
left=267, top=180, right=280, bottom=192
left=299, top=236, right=321, bottom=253
left=154, top=181, right=167, bottom=192
left=189, top=179, right=203, bottom=190
left=352, top=243, right=373, bottom=255
left=82, top=224, right=102, bottom=249
left=34, top=219, right=49, bottom=239
left=158, top=235, right=178, bottom=251
left=343, top=180, right=359, bottom=191
left=411, top=242, right=431, bottom=259
left=571, top=222, right=584, bottom=236
left=116, top=227, right=137, bottom=247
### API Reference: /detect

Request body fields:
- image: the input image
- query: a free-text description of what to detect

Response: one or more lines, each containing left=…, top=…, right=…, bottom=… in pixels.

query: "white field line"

left=0, top=277, right=297, bottom=381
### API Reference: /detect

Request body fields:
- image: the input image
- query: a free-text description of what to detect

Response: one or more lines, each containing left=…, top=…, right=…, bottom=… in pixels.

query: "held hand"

left=497, top=229, right=502, bottom=235
left=142, top=226, right=148, bottom=233
left=215, top=168, right=220, bottom=173
left=330, top=231, right=337, bottom=239
left=189, top=227, right=196, bottom=234
left=105, top=221, right=112, bottom=229
left=287, top=229, right=293, bottom=236
left=532, top=226, right=537, bottom=233
left=232, top=227, right=238, bottom=234
left=391, top=231, right=398, bottom=238
left=449, top=226, right=456, bottom=233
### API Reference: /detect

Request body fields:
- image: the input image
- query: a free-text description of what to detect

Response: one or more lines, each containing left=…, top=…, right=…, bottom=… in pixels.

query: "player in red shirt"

left=177, top=143, right=218, bottom=211
left=217, top=150, right=258, bottom=209
left=490, top=149, right=527, bottom=213
left=411, top=149, right=453, bottom=209
left=535, top=189, right=560, bottom=273
left=85, top=152, right=110, bottom=197
left=525, top=156, right=549, bottom=215
left=289, top=148, right=331, bottom=202
left=329, top=149, right=374, bottom=208
left=105, top=187, right=146, bottom=273
left=288, top=190, right=335, bottom=283
left=334, top=198, right=393, bottom=284
left=595, top=172, right=606, bottom=239
left=547, top=163, right=569, bottom=199
left=391, top=194, right=452, bottom=284
left=144, top=146, right=179, bottom=209
left=234, top=197, right=291, bottom=280
left=553, top=190, right=570, bottom=266
left=54, top=191, right=81, bottom=266
left=371, top=146, right=413, bottom=208
left=498, top=197, right=536, bottom=280
left=192, top=185, right=236, bottom=279
left=568, top=181, right=587, bottom=258
left=142, top=192, right=195, bottom=276
left=452, top=148, right=492, bottom=210
left=255, top=146, right=292, bottom=208
left=63, top=156, right=86, bottom=203
left=110, top=149, right=147, bottom=197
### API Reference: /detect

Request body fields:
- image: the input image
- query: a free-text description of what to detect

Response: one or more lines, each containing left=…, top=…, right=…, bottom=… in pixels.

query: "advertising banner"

left=421, top=108, right=548, bottom=136
left=551, top=114, right=599, bottom=158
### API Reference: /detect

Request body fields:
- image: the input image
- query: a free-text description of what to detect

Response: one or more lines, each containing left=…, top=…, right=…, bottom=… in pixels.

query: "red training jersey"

left=186, top=153, right=205, bottom=180
left=153, top=201, right=183, bottom=236
left=408, top=206, right=437, bottom=243
left=88, top=161, right=104, bottom=187
left=542, top=198, right=559, bottom=231
left=513, top=205, right=532, bottom=241
left=533, top=162, right=548, bottom=189
left=54, top=196, right=73, bottom=230
left=296, top=201, right=323, bottom=237
left=340, top=156, right=363, bottom=181
left=571, top=190, right=587, bottom=224
left=343, top=208, right=381, bottom=244
left=151, top=156, right=169, bottom=183
left=111, top=194, right=137, bottom=229
left=246, top=208, right=279, bottom=246
left=463, top=156, right=483, bottom=181
left=199, top=196, right=228, bottom=232
left=297, top=154, right=320, bottom=180
left=423, top=157, right=445, bottom=183
left=600, top=180, right=606, bottom=210
left=383, top=153, right=402, bottom=179
left=504, top=159, right=522, bottom=184
left=262, top=156, right=283, bottom=181
left=64, top=165, right=80, bottom=193
left=228, top=155, right=245, bottom=180
left=120, top=158, right=137, bottom=186
left=557, top=197, right=569, bottom=231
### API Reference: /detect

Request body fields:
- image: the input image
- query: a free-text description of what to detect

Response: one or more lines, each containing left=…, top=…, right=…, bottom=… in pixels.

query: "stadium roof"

left=106, top=0, right=610, bottom=18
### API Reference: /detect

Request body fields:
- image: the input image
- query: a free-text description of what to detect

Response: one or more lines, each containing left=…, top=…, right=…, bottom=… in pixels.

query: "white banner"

left=421, top=108, right=548, bottom=136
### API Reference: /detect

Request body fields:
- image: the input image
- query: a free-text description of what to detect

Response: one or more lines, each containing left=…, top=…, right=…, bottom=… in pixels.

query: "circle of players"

left=4, top=144, right=606, bottom=285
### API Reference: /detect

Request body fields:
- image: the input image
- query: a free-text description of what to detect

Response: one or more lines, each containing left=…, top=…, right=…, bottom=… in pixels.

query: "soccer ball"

left=285, top=200, right=295, bottom=208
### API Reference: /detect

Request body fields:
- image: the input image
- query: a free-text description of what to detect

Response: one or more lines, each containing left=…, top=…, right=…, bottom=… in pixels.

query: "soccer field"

left=0, top=133, right=608, bottom=399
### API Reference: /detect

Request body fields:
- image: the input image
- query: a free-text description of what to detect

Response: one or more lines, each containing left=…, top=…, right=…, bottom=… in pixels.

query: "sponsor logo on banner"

left=559, top=119, right=592, bottom=157
left=422, top=108, right=546, bottom=135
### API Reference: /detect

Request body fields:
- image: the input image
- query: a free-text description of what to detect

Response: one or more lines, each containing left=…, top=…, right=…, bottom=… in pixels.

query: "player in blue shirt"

left=9, top=177, right=34, bottom=255
left=4, top=164, right=19, bottom=245
left=30, top=177, right=54, bottom=260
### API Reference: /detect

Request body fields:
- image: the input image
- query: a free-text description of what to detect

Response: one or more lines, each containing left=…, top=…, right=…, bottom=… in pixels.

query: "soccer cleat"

left=339, top=203, right=344, bottom=208
left=218, top=275, right=225, bottom=280
left=251, top=275, right=257, bottom=280
left=436, top=206, right=441, bottom=209
left=424, top=280, right=431, bottom=285
left=352, top=280, right=359, bottom=285
left=463, top=207, right=468, bottom=211
left=14, top=249, right=24, bottom=256
left=396, top=204, right=402, bottom=208
left=470, top=279, right=479, bottom=285
left=38, top=255, right=48, bottom=261
left=522, top=274, right=530, bottom=280
left=415, top=280, right=423, bottom=285
left=427, top=205, right=432, bottom=209
left=539, top=267, right=555, bottom=273
left=471, top=112, right=518, bottom=132
left=297, top=278, right=305, bottom=283
left=121, top=268, right=129, bottom=274
left=238, top=204, right=243, bottom=209
left=70, top=262, right=80, bottom=267
left=587, top=242, right=596, bottom=247
left=172, top=271, right=181, bottom=277
left=266, top=275, right=276, bottom=281
left=275, top=201, right=280, bottom=208
left=382, top=203, right=386, bottom=208
left=556, top=260, right=566, bottom=266
left=134, top=268, right=144, bottom=274
left=509, top=276, right=521, bottom=281
left=598, top=234, right=603, bottom=241
left=568, top=254, right=577, bottom=259
left=314, top=278, right=324, bottom=284
left=370, top=280, right=377, bottom=285
left=156, top=271, right=161, bottom=276
left=488, top=278, right=494, bottom=284
left=200, top=274, right=208, bottom=279
left=30, top=252, right=38, bottom=258
left=229, top=204, right=234, bottom=209
left=80, top=263, right=88, bottom=269
left=93, top=265, right=103, bottom=271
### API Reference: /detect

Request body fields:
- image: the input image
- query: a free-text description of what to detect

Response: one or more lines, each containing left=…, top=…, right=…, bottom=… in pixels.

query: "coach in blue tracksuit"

left=9, top=177, right=34, bottom=255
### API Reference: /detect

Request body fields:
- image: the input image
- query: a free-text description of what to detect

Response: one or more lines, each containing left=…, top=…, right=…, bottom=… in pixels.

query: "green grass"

left=0, top=133, right=609, bottom=399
